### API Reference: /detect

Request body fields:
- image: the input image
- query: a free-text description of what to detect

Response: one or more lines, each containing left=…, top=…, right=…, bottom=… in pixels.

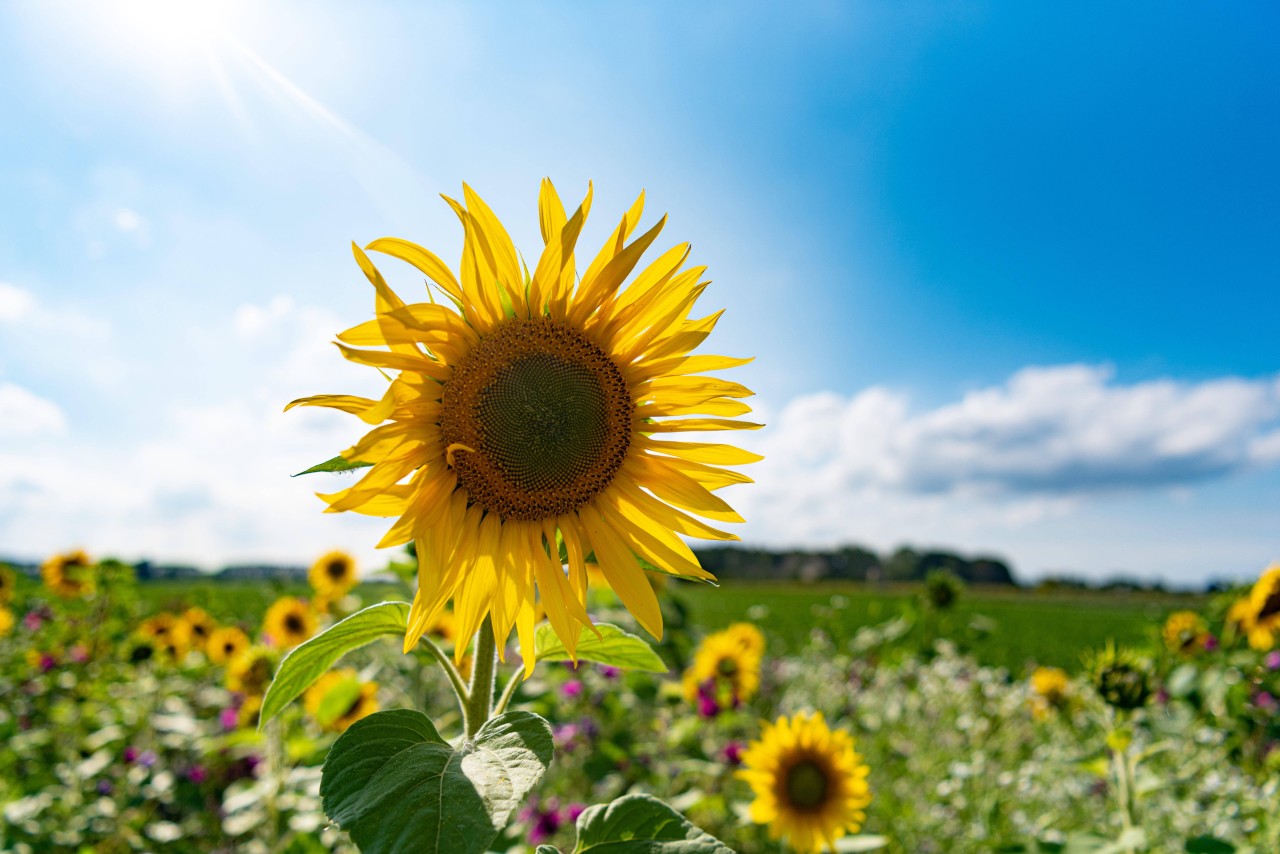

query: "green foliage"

left=535, top=623, right=668, bottom=673
left=924, top=568, right=964, bottom=611
left=319, top=709, right=553, bottom=854
left=292, top=455, right=374, bottom=477
left=260, top=602, right=409, bottom=727
left=537, top=793, right=732, bottom=853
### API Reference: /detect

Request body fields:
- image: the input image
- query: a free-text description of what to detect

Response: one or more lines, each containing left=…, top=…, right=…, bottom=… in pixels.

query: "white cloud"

left=0, top=382, right=67, bottom=436
left=734, top=365, right=1280, bottom=557
left=234, top=294, right=296, bottom=337
left=0, top=283, right=35, bottom=322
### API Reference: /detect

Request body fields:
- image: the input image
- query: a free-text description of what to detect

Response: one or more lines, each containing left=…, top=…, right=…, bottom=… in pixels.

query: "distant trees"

left=692, top=544, right=1017, bottom=586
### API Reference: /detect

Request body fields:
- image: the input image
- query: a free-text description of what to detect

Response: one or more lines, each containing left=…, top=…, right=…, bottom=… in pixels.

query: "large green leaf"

left=570, top=793, right=732, bottom=853
left=535, top=623, right=668, bottom=673
left=259, top=602, right=409, bottom=727
left=320, top=709, right=554, bottom=854
left=292, top=455, right=375, bottom=476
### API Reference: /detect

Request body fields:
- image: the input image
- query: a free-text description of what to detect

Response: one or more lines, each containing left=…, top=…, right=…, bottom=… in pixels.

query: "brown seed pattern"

left=441, top=316, right=633, bottom=521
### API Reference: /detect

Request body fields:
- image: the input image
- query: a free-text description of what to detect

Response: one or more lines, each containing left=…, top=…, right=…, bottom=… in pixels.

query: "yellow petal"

left=366, top=236, right=464, bottom=302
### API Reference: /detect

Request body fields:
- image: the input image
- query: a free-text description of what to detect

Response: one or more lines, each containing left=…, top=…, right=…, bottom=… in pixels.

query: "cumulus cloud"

left=0, top=283, right=35, bottom=322
left=736, top=364, right=1280, bottom=550
left=0, top=382, right=67, bottom=436
left=0, top=298, right=384, bottom=569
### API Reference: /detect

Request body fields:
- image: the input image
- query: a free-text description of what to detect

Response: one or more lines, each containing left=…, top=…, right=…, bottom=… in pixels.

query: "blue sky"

left=1, top=1, right=1277, bottom=584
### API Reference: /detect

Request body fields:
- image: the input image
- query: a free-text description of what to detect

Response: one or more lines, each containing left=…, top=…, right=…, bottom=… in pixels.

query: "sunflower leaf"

left=320, top=709, right=554, bottom=854
left=534, top=622, right=668, bottom=672
left=259, top=601, right=409, bottom=728
left=569, top=793, right=731, bottom=853
left=291, top=455, right=374, bottom=476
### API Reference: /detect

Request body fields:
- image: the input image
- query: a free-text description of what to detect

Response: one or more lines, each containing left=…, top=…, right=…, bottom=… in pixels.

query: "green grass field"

left=135, top=577, right=1202, bottom=675
left=675, top=581, right=1204, bottom=673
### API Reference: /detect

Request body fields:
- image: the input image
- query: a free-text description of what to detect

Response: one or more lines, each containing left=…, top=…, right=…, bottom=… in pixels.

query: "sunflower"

left=41, top=550, right=95, bottom=599
left=183, top=607, right=218, bottom=647
left=288, top=181, right=759, bottom=672
left=304, top=668, right=380, bottom=732
left=725, top=622, right=766, bottom=657
left=139, top=614, right=193, bottom=660
left=0, top=607, right=13, bottom=637
left=207, top=626, right=251, bottom=665
left=237, top=694, right=263, bottom=729
left=1162, top=610, right=1208, bottom=655
left=0, top=565, right=16, bottom=605
left=227, top=647, right=276, bottom=697
left=682, top=626, right=763, bottom=708
left=263, top=596, right=317, bottom=649
left=310, top=550, right=359, bottom=596
left=1028, top=666, right=1070, bottom=720
left=1245, top=565, right=1280, bottom=651
left=738, top=711, right=873, bottom=853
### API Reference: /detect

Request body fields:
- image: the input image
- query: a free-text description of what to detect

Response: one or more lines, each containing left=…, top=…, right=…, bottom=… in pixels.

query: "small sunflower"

left=0, top=565, right=16, bottom=605
left=1226, top=595, right=1255, bottom=637
left=738, top=711, right=873, bottom=853
left=227, top=647, right=276, bottom=697
left=182, top=607, right=218, bottom=647
left=1087, top=643, right=1151, bottom=711
left=237, top=694, right=263, bottom=729
left=0, top=607, right=13, bottom=637
left=682, top=626, right=763, bottom=709
left=139, top=614, right=193, bottom=660
left=1245, top=564, right=1280, bottom=651
left=41, top=550, right=95, bottom=599
left=1028, top=666, right=1070, bottom=719
left=263, top=596, right=317, bottom=649
left=288, top=180, right=760, bottom=673
left=207, top=626, right=251, bottom=665
left=1162, top=610, right=1208, bottom=655
left=304, top=668, right=380, bottom=732
left=725, top=622, right=766, bottom=657
left=310, top=550, right=359, bottom=596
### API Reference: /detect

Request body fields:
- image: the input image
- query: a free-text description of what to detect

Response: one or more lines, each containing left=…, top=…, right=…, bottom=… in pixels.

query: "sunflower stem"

left=464, top=618, right=498, bottom=738
left=492, top=665, right=526, bottom=717
left=417, top=633, right=471, bottom=716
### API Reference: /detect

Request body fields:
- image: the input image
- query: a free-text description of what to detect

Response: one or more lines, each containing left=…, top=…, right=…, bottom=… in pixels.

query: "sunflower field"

left=3, top=552, right=1280, bottom=854
left=4, top=184, right=1279, bottom=854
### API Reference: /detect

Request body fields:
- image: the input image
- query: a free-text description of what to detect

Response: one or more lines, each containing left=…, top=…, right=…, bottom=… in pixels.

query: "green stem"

left=417, top=633, right=471, bottom=717
left=464, top=619, right=498, bottom=738
left=492, top=666, right=526, bottom=717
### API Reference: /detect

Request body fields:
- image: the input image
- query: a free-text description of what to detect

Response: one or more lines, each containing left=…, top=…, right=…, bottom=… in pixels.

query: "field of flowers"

left=3, top=551, right=1279, bottom=853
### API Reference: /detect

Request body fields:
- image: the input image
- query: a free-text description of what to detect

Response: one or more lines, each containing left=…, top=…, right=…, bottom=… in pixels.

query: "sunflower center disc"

left=785, top=760, right=830, bottom=811
left=326, top=560, right=346, bottom=580
left=1258, top=590, right=1280, bottom=621
left=442, top=317, right=633, bottom=522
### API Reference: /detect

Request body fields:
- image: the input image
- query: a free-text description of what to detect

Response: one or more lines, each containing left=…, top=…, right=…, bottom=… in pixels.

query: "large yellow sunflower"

left=738, top=711, right=873, bottom=853
left=263, top=596, right=318, bottom=649
left=289, top=181, right=760, bottom=672
left=310, top=550, right=359, bottom=596
left=1246, top=564, right=1280, bottom=651
left=41, top=550, right=95, bottom=599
